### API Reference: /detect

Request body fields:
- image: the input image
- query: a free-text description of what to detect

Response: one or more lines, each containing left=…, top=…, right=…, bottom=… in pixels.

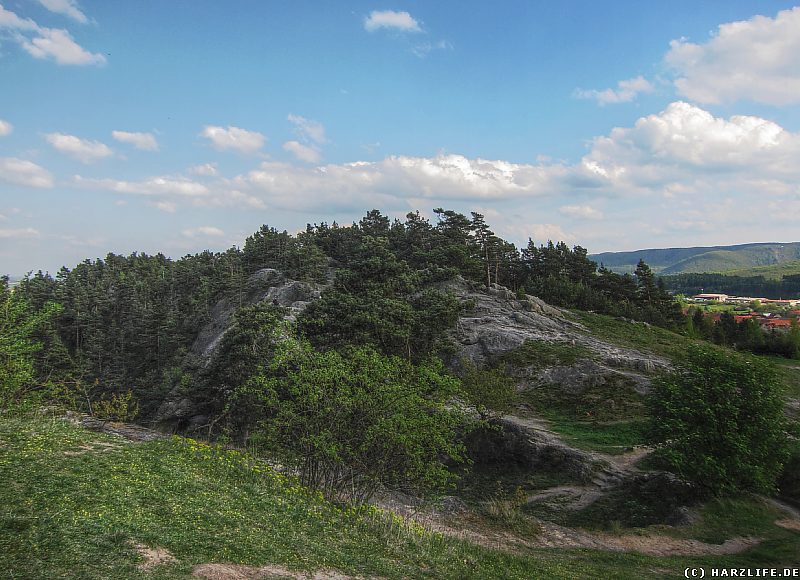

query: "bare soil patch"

left=132, top=542, right=176, bottom=571
left=775, top=518, right=800, bottom=532
left=191, top=563, right=367, bottom=579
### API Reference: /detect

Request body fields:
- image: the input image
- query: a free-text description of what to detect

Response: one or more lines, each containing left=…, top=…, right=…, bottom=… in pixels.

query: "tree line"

left=662, top=272, right=800, bottom=300
left=686, top=308, right=800, bottom=359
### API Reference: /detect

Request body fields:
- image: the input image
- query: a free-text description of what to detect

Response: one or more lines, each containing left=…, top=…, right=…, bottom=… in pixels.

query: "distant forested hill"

left=591, top=242, right=800, bottom=275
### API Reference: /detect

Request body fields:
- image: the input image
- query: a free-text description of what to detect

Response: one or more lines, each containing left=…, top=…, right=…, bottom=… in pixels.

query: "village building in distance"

left=688, top=293, right=800, bottom=330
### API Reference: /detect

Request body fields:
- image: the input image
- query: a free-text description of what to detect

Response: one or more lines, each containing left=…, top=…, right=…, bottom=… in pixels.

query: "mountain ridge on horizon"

left=590, top=241, right=800, bottom=275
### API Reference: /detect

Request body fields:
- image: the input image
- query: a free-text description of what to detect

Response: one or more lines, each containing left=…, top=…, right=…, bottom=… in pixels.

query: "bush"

left=229, top=339, right=471, bottom=503
left=93, top=391, right=140, bottom=422
left=648, top=345, right=789, bottom=496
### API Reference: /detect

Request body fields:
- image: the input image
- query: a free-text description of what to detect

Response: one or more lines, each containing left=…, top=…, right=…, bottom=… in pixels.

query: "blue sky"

left=2, top=1, right=800, bottom=276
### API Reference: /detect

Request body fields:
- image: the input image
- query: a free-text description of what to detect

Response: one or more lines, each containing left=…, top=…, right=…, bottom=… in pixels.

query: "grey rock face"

left=441, top=276, right=670, bottom=394
left=156, top=268, right=325, bottom=427
left=190, top=268, right=322, bottom=361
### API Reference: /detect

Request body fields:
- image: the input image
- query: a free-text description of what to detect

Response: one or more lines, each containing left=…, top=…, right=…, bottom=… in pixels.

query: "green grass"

left=568, top=310, right=698, bottom=362
left=766, top=356, right=800, bottom=399
left=540, top=417, right=648, bottom=456
left=2, top=413, right=799, bottom=577
left=500, top=339, right=594, bottom=370
left=659, top=497, right=800, bottom=565
left=0, top=412, right=687, bottom=578
left=518, top=372, right=649, bottom=455
left=565, top=490, right=800, bottom=567
left=569, top=310, right=800, bottom=400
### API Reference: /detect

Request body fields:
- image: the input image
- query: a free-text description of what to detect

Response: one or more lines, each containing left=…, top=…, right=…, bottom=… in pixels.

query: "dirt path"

left=63, top=411, right=170, bottom=442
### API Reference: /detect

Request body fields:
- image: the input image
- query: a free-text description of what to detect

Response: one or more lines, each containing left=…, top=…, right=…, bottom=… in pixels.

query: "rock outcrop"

left=155, top=268, right=324, bottom=429
left=440, top=276, right=670, bottom=395
left=191, top=268, right=322, bottom=361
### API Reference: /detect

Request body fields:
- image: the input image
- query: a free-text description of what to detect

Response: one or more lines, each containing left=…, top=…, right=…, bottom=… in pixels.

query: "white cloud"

left=21, top=27, right=105, bottom=66
left=283, top=140, right=321, bottom=164
left=574, top=76, right=654, bottom=105
left=502, top=223, right=575, bottom=246
left=46, top=133, right=113, bottom=163
left=665, top=7, right=800, bottom=105
left=200, top=125, right=265, bottom=154
left=0, top=119, right=12, bottom=136
left=182, top=226, right=225, bottom=238
left=559, top=205, right=604, bottom=220
left=287, top=114, right=326, bottom=144
left=209, top=101, right=800, bottom=238
left=0, top=157, right=54, bottom=188
left=0, top=5, right=103, bottom=65
left=231, top=154, right=564, bottom=213
left=0, top=227, right=39, bottom=239
left=584, top=101, right=798, bottom=191
left=74, top=175, right=209, bottom=197
left=188, top=163, right=218, bottom=177
left=111, top=130, right=159, bottom=151
left=364, top=10, right=421, bottom=33
left=36, top=0, right=88, bottom=24
left=0, top=6, right=38, bottom=30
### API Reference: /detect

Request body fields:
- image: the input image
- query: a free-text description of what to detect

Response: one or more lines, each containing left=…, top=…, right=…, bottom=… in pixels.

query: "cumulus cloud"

left=0, top=5, right=104, bottom=65
left=46, top=133, right=113, bottom=163
left=74, top=175, right=209, bottom=197
left=283, top=141, right=321, bottom=164
left=111, top=130, right=159, bottom=151
left=0, top=227, right=40, bottom=239
left=0, top=157, right=54, bottom=188
left=559, top=205, right=604, bottom=220
left=200, top=125, right=265, bottom=154
left=182, top=226, right=225, bottom=238
left=0, top=5, right=38, bottom=30
left=20, top=27, right=105, bottom=66
left=665, top=7, right=800, bottom=105
left=208, top=101, right=800, bottom=235
left=230, top=154, right=566, bottom=213
left=364, top=10, right=421, bottom=33
left=188, top=163, right=218, bottom=177
left=574, top=76, right=654, bottom=105
left=500, top=223, right=575, bottom=246
left=584, top=101, right=799, bottom=191
left=0, top=119, right=12, bottom=136
left=36, top=0, right=88, bottom=23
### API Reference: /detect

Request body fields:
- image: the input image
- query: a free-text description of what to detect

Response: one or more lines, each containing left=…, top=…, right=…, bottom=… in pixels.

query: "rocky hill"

left=149, top=268, right=701, bottom=526
left=156, top=269, right=669, bottom=431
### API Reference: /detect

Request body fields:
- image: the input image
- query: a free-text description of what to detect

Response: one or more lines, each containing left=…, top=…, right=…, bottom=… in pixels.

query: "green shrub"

left=93, top=391, right=140, bottom=422
left=229, top=339, right=471, bottom=503
left=648, top=345, right=789, bottom=496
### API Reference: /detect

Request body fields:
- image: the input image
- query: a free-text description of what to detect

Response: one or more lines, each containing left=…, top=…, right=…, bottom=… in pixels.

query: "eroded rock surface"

left=440, top=276, right=670, bottom=395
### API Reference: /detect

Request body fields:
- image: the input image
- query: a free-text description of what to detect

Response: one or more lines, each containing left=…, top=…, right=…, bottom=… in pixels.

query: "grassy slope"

left=2, top=415, right=798, bottom=579
left=516, top=311, right=800, bottom=453
left=2, top=413, right=726, bottom=579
